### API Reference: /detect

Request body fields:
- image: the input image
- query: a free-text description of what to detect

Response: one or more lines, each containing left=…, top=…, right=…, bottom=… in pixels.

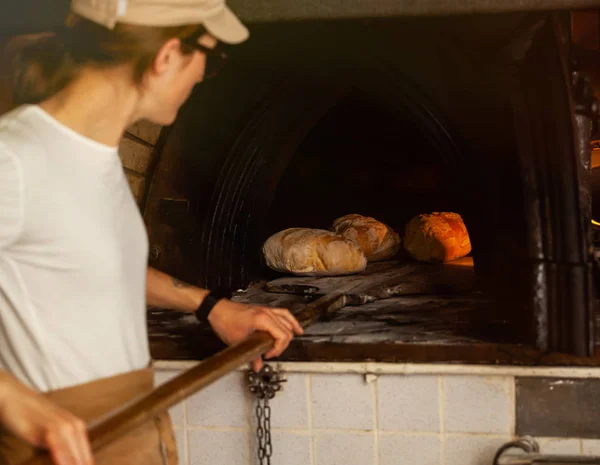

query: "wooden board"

left=265, top=257, right=475, bottom=304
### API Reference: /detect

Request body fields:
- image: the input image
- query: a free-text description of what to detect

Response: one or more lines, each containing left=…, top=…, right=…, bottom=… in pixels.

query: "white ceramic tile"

left=154, top=369, right=185, bottom=426
left=582, top=439, right=600, bottom=456
left=315, top=432, right=375, bottom=465
left=444, top=376, right=512, bottom=433
left=445, top=435, right=511, bottom=465
left=250, top=432, right=311, bottom=465
left=377, top=375, right=439, bottom=432
left=379, top=434, right=440, bottom=465
left=311, top=374, right=374, bottom=430
left=187, top=372, right=250, bottom=427
left=168, top=402, right=185, bottom=426
left=154, top=368, right=183, bottom=385
left=174, top=428, right=186, bottom=465
left=537, top=437, right=582, bottom=455
left=268, top=374, right=309, bottom=429
left=188, top=430, right=249, bottom=465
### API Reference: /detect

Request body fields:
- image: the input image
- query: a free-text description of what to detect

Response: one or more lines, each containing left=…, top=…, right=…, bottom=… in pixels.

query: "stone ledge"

left=152, top=360, right=600, bottom=378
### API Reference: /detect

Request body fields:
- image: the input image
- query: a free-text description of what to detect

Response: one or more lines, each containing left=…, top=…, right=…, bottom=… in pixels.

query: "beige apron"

left=0, top=368, right=178, bottom=465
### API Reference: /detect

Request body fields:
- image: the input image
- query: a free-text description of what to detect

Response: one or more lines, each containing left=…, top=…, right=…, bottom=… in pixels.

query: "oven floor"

left=147, top=282, right=600, bottom=366
left=232, top=285, right=495, bottom=346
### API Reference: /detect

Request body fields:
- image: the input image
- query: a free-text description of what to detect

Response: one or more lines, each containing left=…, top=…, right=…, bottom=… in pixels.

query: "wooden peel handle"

left=20, top=331, right=274, bottom=465
left=21, top=291, right=347, bottom=465
left=90, top=331, right=275, bottom=451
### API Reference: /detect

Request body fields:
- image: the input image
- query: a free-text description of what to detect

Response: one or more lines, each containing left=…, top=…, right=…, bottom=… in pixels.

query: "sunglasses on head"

left=180, top=29, right=228, bottom=81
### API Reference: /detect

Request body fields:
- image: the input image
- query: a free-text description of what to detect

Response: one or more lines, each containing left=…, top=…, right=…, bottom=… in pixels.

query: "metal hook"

left=493, top=436, right=540, bottom=465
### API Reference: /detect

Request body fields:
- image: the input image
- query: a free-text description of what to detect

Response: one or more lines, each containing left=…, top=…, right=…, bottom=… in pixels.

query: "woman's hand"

left=0, top=374, right=93, bottom=465
left=207, top=299, right=303, bottom=371
left=145, top=267, right=303, bottom=370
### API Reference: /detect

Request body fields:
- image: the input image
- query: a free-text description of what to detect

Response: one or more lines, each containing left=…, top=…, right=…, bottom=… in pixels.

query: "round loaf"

left=331, top=214, right=401, bottom=262
left=263, top=228, right=367, bottom=276
left=404, top=212, right=472, bottom=262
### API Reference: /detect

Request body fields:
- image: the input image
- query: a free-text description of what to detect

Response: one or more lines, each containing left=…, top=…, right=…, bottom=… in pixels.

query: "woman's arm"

left=146, top=267, right=208, bottom=312
left=0, top=370, right=93, bottom=465
left=146, top=267, right=303, bottom=370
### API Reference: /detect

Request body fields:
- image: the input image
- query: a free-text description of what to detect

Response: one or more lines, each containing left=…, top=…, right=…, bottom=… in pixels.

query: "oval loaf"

left=263, top=228, right=367, bottom=276
left=404, top=212, right=471, bottom=262
left=331, top=214, right=401, bottom=262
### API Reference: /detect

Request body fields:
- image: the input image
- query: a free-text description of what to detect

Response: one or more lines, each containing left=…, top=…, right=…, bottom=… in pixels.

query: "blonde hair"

left=12, top=14, right=199, bottom=105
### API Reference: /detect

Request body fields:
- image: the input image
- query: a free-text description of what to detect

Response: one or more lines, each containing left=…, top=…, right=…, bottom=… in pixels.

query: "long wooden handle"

left=22, top=291, right=347, bottom=465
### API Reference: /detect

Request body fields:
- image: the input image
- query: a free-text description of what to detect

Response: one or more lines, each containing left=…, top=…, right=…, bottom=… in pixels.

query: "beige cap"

left=71, top=0, right=249, bottom=44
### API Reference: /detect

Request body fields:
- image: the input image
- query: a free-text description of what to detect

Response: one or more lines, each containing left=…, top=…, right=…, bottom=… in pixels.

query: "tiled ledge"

left=153, top=360, right=600, bottom=379
left=153, top=366, right=600, bottom=465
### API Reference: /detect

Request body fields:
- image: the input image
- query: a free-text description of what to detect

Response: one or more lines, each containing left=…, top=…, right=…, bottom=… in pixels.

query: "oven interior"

left=144, top=12, right=599, bottom=363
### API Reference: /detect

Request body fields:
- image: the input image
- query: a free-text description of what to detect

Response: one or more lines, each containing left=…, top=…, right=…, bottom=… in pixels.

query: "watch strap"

left=195, top=289, right=231, bottom=322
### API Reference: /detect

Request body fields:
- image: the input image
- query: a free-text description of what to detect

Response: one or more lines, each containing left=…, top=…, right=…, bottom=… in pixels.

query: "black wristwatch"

left=195, top=289, right=231, bottom=322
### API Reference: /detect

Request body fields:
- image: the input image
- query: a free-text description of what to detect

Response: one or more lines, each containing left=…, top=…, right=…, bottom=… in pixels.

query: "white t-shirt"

left=0, top=105, right=151, bottom=392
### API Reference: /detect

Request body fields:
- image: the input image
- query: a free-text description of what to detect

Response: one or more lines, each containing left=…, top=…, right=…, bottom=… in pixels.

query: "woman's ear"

left=152, top=37, right=185, bottom=75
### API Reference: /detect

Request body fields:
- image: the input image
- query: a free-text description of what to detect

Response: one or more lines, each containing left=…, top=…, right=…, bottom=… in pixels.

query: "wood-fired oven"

left=143, top=8, right=600, bottom=366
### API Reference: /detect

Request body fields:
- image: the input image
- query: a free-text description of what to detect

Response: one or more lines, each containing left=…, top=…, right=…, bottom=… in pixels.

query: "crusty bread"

left=404, top=212, right=471, bottom=262
left=331, top=214, right=401, bottom=262
left=263, top=228, right=367, bottom=276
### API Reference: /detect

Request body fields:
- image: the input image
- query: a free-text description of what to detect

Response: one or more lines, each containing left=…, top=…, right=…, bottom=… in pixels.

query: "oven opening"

left=240, top=88, right=507, bottom=355
left=145, top=14, right=597, bottom=364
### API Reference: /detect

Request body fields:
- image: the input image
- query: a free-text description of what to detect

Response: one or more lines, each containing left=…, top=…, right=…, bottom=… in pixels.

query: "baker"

left=0, top=1, right=303, bottom=464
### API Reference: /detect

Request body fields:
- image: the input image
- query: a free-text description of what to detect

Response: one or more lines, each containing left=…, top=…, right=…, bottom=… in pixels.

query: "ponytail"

left=11, top=32, right=78, bottom=105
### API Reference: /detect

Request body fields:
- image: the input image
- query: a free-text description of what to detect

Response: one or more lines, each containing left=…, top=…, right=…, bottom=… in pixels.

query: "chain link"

left=248, top=365, right=285, bottom=465
left=255, top=397, right=270, bottom=463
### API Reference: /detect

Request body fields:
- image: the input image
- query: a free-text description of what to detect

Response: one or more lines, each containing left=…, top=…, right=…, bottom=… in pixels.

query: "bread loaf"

left=404, top=212, right=471, bottom=262
left=331, top=214, right=401, bottom=261
left=263, top=228, right=367, bottom=276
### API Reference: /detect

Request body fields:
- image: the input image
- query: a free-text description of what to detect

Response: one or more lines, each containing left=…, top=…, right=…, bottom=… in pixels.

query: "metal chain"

left=255, top=395, right=271, bottom=463
left=248, top=365, right=285, bottom=465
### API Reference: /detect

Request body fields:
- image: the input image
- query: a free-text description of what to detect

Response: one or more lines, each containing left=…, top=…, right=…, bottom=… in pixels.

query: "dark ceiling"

left=2, top=0, right=70, bottom=36
left=1, top=0, right=595, bottom=37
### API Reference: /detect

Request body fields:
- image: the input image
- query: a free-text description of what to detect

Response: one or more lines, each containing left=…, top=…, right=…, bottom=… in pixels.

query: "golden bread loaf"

left=331, top=214, right=401, bottom=261
left=404, top=212, right=471, bottom=262
left=263, top=228, right=367, bottom=276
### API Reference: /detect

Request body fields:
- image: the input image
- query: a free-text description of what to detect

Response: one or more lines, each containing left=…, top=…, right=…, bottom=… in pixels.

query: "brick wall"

left=119, top=120, right=163, bottom=205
